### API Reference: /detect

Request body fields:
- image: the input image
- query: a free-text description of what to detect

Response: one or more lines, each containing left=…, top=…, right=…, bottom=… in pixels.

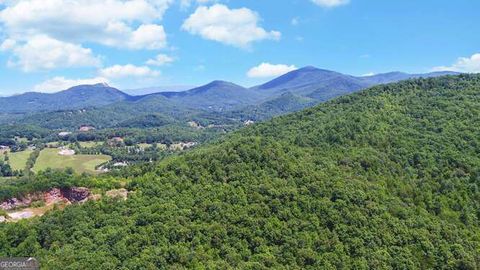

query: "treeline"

left=0, top=107, right=235, bottom=154
left=25, top=147, right=42, bottom=173
left=0, top=125, right=48, bottom=152
left=1, top=97, right=240, bottom=131
left=58, top=125, right=222, bottom=144
left=74, top=143, right=170, bottom=164
left=0, top=125, right=50, bottom=141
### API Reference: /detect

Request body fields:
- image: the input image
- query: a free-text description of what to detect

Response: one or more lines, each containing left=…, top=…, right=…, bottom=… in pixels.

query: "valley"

left=0, top=67, right=457, bottom=178
left=0, top=68, right=465, bottom=202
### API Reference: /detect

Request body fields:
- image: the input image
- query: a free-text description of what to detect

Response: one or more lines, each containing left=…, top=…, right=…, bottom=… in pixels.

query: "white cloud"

left=247, top=63, right=297, bottom=78
left=146, top=54, right=175, bottom=66
left=1, top=35, right=100, bottom=71
left=182, top=4, right=280, bottom=48
left=127, top=24, right=167, bottom=50
left=33, top=76, right=109, bottom=93
left=0, top=0, right=170, bottom=50
left=99, top=64, right=160, bottom=79
left=82, top=21, right=168, bottom=50
left=311, top=0, right=350, bottom=7
left=432, top=53, right=480, bottom=73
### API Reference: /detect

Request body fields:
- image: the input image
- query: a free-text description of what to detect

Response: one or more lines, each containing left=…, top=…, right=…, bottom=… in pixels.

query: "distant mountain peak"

left=205, top=80, right=240, bottom=87
left=67, top=83, right=114, bottom=91
left=296, top=66, right=338, bottom=74
left=94, top=82, right=110, bottom=87
left=297, top=66, right=319, bottom=71
left=190, top=80, right=245, bottom=93
left=0, top=83, right=131, bottom=113
left=255, top=66, right=346, bottom=91
left=210, top=80, right=228, bottom=84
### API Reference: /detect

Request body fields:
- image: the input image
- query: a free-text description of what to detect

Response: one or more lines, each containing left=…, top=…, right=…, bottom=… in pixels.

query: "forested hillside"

left=1, top=75, right=479, bottom=269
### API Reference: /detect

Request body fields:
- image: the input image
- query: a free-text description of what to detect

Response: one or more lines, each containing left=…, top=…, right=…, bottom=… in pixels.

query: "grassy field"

left=33, top=148, right=111, bottom=174
left=7, top=150, right=33, bottom=171
left=78, top=141, right=102, bottom=148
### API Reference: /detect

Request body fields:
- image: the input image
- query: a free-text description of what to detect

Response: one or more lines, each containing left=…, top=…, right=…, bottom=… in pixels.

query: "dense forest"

left=1, top=75, right=480, bottom=268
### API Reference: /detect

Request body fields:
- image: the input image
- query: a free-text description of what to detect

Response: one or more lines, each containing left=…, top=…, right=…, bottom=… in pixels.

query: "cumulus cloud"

left=311, top=0, right=350, bottom=7
left=146, top=54, right=175, bottom=66
left=1, top=35, right=100, bottom=71
left=247, top=63, right=297, bottom=78
left=432, top=53, right=480, bottom=73
left=99, top=64, right=160, bottom=79
left=99, top=22, right=167, bottom=49
left=182, top=4, right=280, bottom=48
left=33, top=76, right=109, bottom=93
left=0, top=0, right=170, bottom=50
left=127, top=24, right=167, bottom=50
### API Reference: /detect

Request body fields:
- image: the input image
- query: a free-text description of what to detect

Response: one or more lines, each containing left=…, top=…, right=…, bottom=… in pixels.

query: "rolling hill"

left=252, top=66, right=459, bottom=102
left=236, top=67, right=460, bottom=120
left=156, top=80, right=265, bottom=111
left=9, top=94, right=187, bottom=130
left=228, top=91, right=317, bottom=121
left=1, top=74, right=479, bottom=268
left=253, top=66, right=370, bottom=97
left=0, top=83, right=132, bottom=113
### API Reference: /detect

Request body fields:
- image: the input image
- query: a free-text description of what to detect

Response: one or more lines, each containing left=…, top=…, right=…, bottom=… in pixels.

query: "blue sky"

left=0, top=0, right=478, bottom=95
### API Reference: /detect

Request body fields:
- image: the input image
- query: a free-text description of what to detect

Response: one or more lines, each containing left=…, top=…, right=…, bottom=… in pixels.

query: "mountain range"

left=0, top=67, right=459, bottom=128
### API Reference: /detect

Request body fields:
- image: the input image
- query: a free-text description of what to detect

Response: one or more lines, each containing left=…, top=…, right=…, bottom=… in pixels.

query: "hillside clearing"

left=78, top=141, right=102, bottom=148
left=33, top=148, right=111, bottom=174
left=6, top=150, right=33, bottom=171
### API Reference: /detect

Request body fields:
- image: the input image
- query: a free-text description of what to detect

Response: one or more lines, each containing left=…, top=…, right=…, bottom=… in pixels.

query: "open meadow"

left=33, top=148, right=111, bottom=174
left=78, top=141, right=102, bottom=148
left=7, top=149, right=33, bottom=171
